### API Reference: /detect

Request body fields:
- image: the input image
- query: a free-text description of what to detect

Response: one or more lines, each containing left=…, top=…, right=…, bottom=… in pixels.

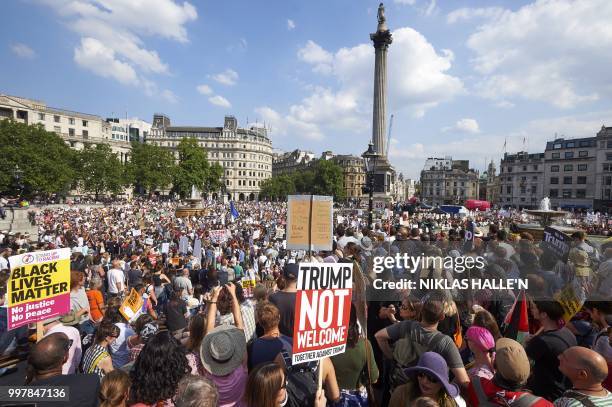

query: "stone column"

left=370, top=24, right=392, bottom=161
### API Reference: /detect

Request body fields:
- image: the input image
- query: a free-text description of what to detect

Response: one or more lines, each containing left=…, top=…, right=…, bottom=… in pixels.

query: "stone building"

left=498, top=152, right=545, bottom=209
left=420, top=158, right=479, bottom=206
left=485, top=161, right=500, bottom=205
left=594, top=126, right=612, bottom=212
left=330, top=155, right=366, bottom=200
left=147, top=114, right=273, bottom=201
left=0, top=93, right=131, bottom=162
left=272, top=149, right=316, bottom=176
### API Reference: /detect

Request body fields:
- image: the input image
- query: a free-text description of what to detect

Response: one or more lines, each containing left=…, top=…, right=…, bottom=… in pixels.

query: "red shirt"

left=467, top=377, right=554, bottom=407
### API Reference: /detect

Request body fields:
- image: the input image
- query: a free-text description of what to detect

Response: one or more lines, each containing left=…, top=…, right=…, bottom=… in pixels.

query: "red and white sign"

left=292, top=263, right=353, bottom=364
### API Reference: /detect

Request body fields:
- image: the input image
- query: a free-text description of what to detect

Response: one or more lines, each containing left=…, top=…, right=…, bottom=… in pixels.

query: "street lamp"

left=362, top=142, right=378, bottom=228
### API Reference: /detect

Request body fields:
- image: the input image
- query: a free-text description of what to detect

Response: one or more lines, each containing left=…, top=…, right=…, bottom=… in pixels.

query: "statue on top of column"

left=377, top=3, right=388, bottom=32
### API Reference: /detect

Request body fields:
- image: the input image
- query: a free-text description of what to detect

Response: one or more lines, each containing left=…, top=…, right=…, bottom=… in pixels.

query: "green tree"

left=311, top=160, right=344, bottom=199
left=75, top=144, right=126, bottom=199
left=127, top=142, right=175, bottom=194
left=260, top=174, right=295, bottom=200
left=0, top=120, right=76, bottom=197
left=172, top=137, right=220, bottom=198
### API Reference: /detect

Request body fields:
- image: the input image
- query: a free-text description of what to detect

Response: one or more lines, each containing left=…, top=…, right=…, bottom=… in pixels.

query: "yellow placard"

left=554, top=284, right=584, bottom=323
left=119, top=289, right=143, bottom=322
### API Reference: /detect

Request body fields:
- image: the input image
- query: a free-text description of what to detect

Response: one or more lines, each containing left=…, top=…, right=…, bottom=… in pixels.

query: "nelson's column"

left=370, top=3, right=395, bottom=199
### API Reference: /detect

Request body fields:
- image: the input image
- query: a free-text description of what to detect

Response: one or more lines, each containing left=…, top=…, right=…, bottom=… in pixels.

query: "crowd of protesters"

left=0, top=198, right=611, bottom=406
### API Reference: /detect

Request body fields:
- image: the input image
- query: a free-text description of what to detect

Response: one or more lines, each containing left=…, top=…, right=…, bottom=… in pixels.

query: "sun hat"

left=404, top=352, right=459, bottom=398
left=140, top=323, right=158, bottom=343
left=59, top=312, right=80, bottom=326
left=465, top=326, right=495, bottom=353
left=494, top=338, right=530, bottom=384
left=200, top=324, right=246, bottom=376
left=360, top=236, right=373, bottom=252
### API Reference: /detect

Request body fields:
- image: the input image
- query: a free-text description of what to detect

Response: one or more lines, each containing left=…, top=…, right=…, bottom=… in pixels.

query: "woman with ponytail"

left=465, top=326, right=495, bottom=380
left=99, top=369, right=130, bottom=407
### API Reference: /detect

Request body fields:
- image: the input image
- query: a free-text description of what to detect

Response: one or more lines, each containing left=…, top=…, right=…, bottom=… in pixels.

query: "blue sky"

left=2, top=0, right=612, bottom=179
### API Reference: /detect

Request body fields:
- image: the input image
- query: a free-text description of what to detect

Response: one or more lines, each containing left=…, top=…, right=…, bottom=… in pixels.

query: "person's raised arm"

left=226, top=282, right=244, bottom=330
left=322, top=357, right=340, bottom=403
left=205, top=286, right=221, bottom=334
left=374, top=327, right=394, bottom=360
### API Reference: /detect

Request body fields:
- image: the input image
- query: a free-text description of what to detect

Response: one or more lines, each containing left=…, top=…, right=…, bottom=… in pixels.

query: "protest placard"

left=542, top=226, right=571, bottom=261
left=119, top=288, right=144, bottom=323
left=144, top=237, right=154, bottom=246
left=287, top=195, right=333, bottom=251
left=240, top=269, right=257, bottom=298
left=554, top=284, right=584, bottom=323
left=132, top=229, right=141, bottom=237
left=292, top=262, right=353, bottom=364
left=161, top=243, right=170, bottom=254
left=209, top=229, right=230, bottom=243
left=373, top=200, right=385, bottom=211
left=6, top=248, right=71, bottom=330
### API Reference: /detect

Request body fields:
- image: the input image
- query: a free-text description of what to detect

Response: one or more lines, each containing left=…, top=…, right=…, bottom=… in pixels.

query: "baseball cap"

left=495, top=338, right=530, bottom=384
left=283, top=263, right=299, bottom=280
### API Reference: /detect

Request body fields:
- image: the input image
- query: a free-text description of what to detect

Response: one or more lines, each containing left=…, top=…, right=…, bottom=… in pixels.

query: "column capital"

left=370, top=30, right=393, bottom=49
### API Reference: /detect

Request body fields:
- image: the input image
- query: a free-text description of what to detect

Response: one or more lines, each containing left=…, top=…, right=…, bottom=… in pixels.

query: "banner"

left=542, top=226, right=570, bottom=261
left=179, top=236, right=190, bottom=254
left=209, top=229, right=231, bottom=243
left=292, top=262, right=353, bottom=364
left=119, top=288, right=144, bottom=323
left=161, top=242, right=170, bottom=254
left=240, top=269, right=257, bottom=298
left=287, top=195, right=333, bottom=251
left=554, top=284, right=584, bottom=323
left=6, top=248, right=71, bottom=330
left=373, top=200, right=386, bottom=211
left=193, top=238, right=202, bottom=262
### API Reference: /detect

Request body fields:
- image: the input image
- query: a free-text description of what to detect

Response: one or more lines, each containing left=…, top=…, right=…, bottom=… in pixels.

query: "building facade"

left=594, top=126, right=612, bottom=212
left=329, top=155, right=366, bottom=200
left=147, top=114, right=273, bottom=201
left=404, top=178, right=417, bottom=200
left=485, top=161, right=500, bottom=205
left=272, top=149, right=316, bottom=176
left=543, top=137, right=598, bottom=210
left=0, top=94, right=131, bottom=162
left=498, top=152, right=545, bottom=209
left=420, top=158, right=479, bottom=206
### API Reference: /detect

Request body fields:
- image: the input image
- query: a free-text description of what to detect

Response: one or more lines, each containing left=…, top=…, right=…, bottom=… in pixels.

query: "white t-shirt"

left=109, top=322, right=135, bottom=368
left=45, top=323, right=82, bottom=374
left=0, top=256, right=8, bottom=271
left=108, top=268, right=125, bottom=294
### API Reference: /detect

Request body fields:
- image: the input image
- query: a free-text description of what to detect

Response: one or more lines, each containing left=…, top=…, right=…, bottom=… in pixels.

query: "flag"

left=503, top=290, right=530, bottom=344
left=230, top=201, right=240, bottom=221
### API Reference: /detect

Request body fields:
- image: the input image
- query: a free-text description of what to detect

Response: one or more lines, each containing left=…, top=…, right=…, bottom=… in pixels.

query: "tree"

left=172, top=138, right=220, bottom=198
left=75, top=144, right=126, bottom=199
left=260, top=160, right=344, bottom=200
left=127, top=142, right=175, bottom=194
left=311, top=160, right=345, bottom=199
left=260, top=174, right=295, bottom=200
left=0, top=120, right=76, bottom=197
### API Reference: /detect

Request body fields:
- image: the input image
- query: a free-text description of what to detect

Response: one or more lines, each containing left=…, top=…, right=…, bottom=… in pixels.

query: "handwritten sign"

left=287, top=195, right=333, bottom=251
left=119, top=289, right=144, bottom=323
left=7, top=249, right=71, bottom=330
left=554, top=284, right=584, bottom=323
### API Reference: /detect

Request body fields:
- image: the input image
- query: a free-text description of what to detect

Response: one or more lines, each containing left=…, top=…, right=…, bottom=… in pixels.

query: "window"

left=532, top=176, right=538, bottom=180
left=54, top=115, right=60, bottom=123
left=566, top=142, right=575, bottom=148
left=608, top=140, right=612, bottom=148
left=563, top=176, right=572, bottom=184
left=82, top=120, right=88, bottom=127
left=53, top=126, right=61, bottom=133
left=576, top=189, right=586, bottom=199
left=38, top=113, right=45, bottom=120
left=520, top=197, right=526, bottom=202
left=531, top=185, right=537, bottom=194
left=521, top=176, right=527, bottom=181
left=553, top=143, right=562, bottom=149
left=68, top=128, right=75, bottom=136
left=578, top=164, right=588, bottom=171
left=564, top=164, right=573, bottom=171
left=506, top=186, right=512, bottom=194
left=565, top=152, right=574, bottom=159
left=562, top=189, right=572, bottom=198
left=552, top=153, right=560, bottom=159
left=577, top=176, right=587, bottom=184
left=607, top=153, right=612, bottom=161
left=523, top=166, right=527, bottom=171
left=549, top=189, right=559, bottom=197
left=550, top=177, right=559, bottom=184
left=580, top=140, right=591, bottom=147
left=69, top=118, right=75, bottom=125
left=82, top=130, right=88, bottom=139
left=579, top=151, right=588, bottom=158
left=533, top=165, right=538, bottom=170
left=551, top=165, right=560, bottom=172
left=520, top=187, right=526, bottom=194
left=507, top=167, right=513, bottom=172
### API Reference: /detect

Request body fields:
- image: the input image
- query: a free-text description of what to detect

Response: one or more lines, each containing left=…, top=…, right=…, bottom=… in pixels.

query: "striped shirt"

left=82, top=344, right=109, bottom=380
left=554, top=390, right=612, bottom=407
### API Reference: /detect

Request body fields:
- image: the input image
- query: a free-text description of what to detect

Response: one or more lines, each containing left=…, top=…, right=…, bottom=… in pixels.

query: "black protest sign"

left=541, top=226, right=570, bottom=261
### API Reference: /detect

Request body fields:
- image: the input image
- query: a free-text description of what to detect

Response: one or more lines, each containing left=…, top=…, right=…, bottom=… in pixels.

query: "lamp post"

left=362, top=142, right=378, bottom=228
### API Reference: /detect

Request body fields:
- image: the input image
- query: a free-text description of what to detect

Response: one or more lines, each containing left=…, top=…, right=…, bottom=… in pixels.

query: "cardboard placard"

left=119, top=288, right=144, bottom=323
left=6, top=249, right=71, bottom=330
left=542, top=227, right=571, bottom=261
left=554, top=284, right=584, bottom=323
left=287, top=195, right=333, bottom=251
left=292, top=262, right=353, bottom=364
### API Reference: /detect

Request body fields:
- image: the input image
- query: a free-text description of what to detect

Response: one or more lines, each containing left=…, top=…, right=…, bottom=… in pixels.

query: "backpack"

left=279, top=348, right=319, bottom=407
left=389, top=331, right=446, bottom=390
left=472, top=377, right=550, bottom=407
left=560, top=390, right=599, bottom=407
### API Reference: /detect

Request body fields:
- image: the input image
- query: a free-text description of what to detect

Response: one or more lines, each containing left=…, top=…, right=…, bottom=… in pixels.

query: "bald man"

left=26, top=332, right=100, bottom=406
left=554, top=346, right=612, bottom=406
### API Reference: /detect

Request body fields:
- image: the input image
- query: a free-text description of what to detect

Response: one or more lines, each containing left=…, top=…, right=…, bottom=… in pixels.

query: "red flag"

left=503, top=290, right=530, bottom=344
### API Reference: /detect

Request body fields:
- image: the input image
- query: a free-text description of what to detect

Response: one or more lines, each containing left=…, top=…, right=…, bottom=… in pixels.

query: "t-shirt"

left=526, top=328, right=577, bottom=401
left=70, top=287, right=91, bottom=323
left=331, top=339, right=379, bottom=390
left=385, top=320, right=464, bottom=369
left=554, top=390, right=612, bottom=406
left=128, top=267, right=143, bottom=287
left=109, top=322, right=135, bottom=368
left=173, top=275, right=192, bottom=298
left=86, top=289, right=104, bottom=322
left=26, top=373, right=100, bottom=407
left=249, top=335, right=292, bottom=369
left=165, top=299, right=188, bottom=332
left=204, top=364, right=248, bottom=407
left=269, top=291, right=296, bottom=337
left=45, top=323, right=82, bottom=375
left=107, top=268, right=124, bottom=294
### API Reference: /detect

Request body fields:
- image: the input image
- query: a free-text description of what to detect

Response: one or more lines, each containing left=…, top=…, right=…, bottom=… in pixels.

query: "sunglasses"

left=280, top=375, right=288, bottom=390
left=63, top=339, right=74, bottom=352
left=417, top=372, right=439, bottom=383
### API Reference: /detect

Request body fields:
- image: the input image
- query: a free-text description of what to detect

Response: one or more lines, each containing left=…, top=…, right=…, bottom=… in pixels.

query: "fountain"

left=515, top=197, right=579, bottom=239
left=175, top=185, right=208, bottom=218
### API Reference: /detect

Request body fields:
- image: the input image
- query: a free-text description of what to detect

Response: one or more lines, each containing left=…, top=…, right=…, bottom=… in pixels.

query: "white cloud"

left=39, top=0, right=197, bottom=99
left=255, top=106, right=323, bottom=141
left=161, top=89, right=178, bottom=104
left=394, top=0, right=416, bottom=5
left=209, top=95, right=231, bottom=108
left=442, top=118, right=480, bottom=134
left=462, top=0, right=612, bottom=108
left=10, top=43, right=36, bottom=59
left=211, top=69, right=239, bottom=86
left=286, top=27, right=463, bottom=141
left=74, top=37, right=139, bottom=85
left=423, top=0, right=438, bottom=17
left=196, top=84, right=213, bottom=95
left=446, top=7, right=505, bottom=24
left=287, top=19, right=296, bottom=30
